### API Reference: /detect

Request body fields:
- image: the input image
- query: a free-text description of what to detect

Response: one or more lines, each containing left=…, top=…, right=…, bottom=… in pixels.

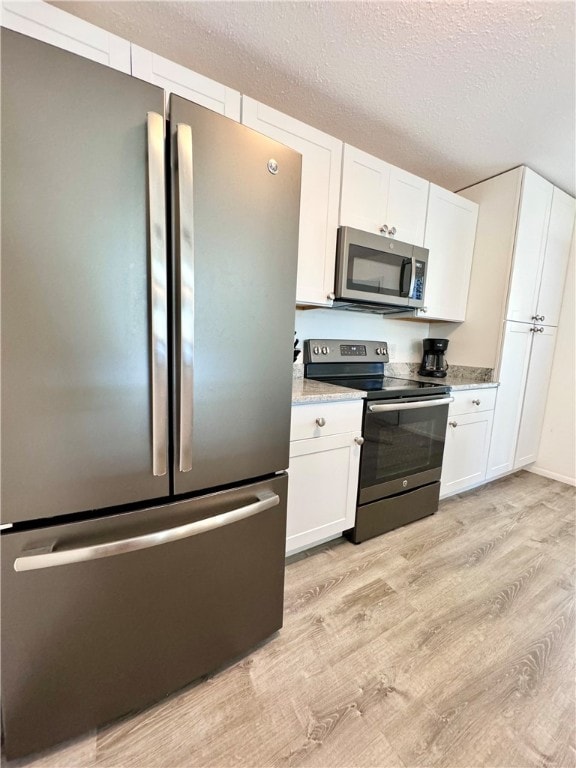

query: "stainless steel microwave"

left=333, top=226, right=428, bottom=314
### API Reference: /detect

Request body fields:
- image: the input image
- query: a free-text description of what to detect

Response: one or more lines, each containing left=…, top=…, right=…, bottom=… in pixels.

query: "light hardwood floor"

left=3, top=471, right=575, bottom=768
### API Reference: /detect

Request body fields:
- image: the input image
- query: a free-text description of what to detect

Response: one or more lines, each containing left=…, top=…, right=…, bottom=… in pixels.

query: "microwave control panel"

left=303, top=339, right=389, bottom=364
left=410, top=261, right=425, bottom=301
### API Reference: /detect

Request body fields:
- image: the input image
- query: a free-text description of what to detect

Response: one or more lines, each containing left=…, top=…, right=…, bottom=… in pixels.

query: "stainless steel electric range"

left=304, top=339, right=453, bottom=543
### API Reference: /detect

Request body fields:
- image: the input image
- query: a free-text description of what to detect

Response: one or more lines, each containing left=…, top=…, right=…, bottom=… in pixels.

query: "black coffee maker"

left=419, top=338, right=449, bottom=378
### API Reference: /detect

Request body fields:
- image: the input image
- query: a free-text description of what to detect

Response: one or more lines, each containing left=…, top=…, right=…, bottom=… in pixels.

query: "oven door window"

left=361, top=403, right=449, bottom=488
left=347, top=244, right=411, bottom=298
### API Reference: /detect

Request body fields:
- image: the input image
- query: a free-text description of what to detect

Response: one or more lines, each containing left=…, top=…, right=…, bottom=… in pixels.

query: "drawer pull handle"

left=449, top=420, right=458, bottom=428
left=354, top=436, right=365, bottom=446
left=472, top=399, right=481, bottom=406
left=13, top=491, right=280, bottom=572
left=316, top=417, right=326, bottom=427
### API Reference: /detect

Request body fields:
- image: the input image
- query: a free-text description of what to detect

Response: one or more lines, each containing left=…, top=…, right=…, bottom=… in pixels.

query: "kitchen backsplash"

left=295, top=308, right=430, bottom=363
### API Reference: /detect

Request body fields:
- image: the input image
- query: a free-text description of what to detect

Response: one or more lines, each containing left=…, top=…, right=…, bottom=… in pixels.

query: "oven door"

left=359, top=396, right=452, bottom=503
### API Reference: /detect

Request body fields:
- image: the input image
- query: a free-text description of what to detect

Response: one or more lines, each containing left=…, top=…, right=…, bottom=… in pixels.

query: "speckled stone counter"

left=292, top=378, right=366, bottom=404
left=291, top=361, right=498, bottom=400
left=385, top=362, right=498, bottom=391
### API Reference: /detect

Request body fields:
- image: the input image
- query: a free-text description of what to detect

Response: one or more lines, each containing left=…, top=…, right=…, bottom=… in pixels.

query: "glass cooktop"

left=307, top=375, right=450, bottom=400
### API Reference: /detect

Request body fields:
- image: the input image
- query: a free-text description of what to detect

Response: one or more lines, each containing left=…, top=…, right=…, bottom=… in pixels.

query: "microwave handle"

left=399, top=257, right=415, bottom=298
left=408, top=257, right=416, bottom=299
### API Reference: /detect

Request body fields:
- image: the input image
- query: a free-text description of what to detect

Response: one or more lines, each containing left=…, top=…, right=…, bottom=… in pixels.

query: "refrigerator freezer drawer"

left=1, top=474, right=287, bottom=759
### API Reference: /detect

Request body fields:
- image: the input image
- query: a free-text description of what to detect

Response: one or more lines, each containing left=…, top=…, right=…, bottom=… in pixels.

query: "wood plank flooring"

left=3, top=471, right=575, bottom=768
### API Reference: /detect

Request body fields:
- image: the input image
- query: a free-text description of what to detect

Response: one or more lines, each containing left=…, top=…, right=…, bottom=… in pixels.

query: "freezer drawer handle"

left=177, top=122, right=195, bottom=473
left=147, top=111, right=169, bottom=477
left=368, top=396, right=454, bottom=413
left=13, top=491, right=279, bottom=572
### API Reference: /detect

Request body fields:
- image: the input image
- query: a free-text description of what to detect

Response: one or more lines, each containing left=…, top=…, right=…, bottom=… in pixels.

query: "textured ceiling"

left=51, top=1, right=576, bottom=196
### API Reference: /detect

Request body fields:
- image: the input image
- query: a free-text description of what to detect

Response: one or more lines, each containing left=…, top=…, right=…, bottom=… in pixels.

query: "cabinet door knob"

left=472, top=399, right=481, bottom=406
left=530, top=327, right=536, bottom=332
left=327, top=292, right=335, bottom=301
left=532, top=314, right=545, bottom=322
left=420, top=306, right=428, bottom=313
left=537, top=326, right=544, bottom=333
left=388, top=226, right=397, bottom=236
left=379, top=225, right=389, bottom=234
left=354, top=436, right=365, bottom=446
left=449, top=420, right=458, bottom=428
left=315, top=417, right=326, bottom=427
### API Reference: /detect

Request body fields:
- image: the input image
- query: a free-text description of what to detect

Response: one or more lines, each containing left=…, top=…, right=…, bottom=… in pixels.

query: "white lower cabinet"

left=440, top=389, right=496, bottom=497
left=514, top=325, right=558, bottom=468
left=286, top=400, right=363, bottom=555
left=486, top=322, right=557, bottom=479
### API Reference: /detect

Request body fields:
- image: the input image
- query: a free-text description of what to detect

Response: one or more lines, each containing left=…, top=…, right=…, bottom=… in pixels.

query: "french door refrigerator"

left=1, top=29, right=301, bottom=759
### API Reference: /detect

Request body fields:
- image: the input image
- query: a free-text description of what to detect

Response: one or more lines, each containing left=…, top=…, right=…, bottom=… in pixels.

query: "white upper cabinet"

left=506, top=169, right=553, bottom=324
left=537, top=186, right=576, bottom=326
left=339, top=144, right=429, bottom=246
left=242, top=97, right=343, bottom=307
left=418, top=184, right=478, bottom=321
left=507, top=169, right=575, bottom=326
left=0, top=1, right=130, bottom=72
left=131, top=46, right=241, bottom=120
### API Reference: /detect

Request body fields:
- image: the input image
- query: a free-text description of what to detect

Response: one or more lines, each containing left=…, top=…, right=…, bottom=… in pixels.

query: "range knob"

left=375, top=348, right=382, bottom=356
left=321, top=346, right=329, bottom=354
left=313, top=346, right=320, bottom=354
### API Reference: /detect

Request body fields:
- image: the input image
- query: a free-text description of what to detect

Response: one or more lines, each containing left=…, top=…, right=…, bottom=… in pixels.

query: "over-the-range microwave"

left=333, top=226, right=429, bottom=314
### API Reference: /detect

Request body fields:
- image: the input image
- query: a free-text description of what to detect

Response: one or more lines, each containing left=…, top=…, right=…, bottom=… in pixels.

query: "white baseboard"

left=528, top=466, right=576, bottom=487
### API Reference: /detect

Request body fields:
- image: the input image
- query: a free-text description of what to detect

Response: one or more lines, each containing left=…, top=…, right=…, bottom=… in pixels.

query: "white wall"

left=295, top=309, right=430, bottom=362
left=531, top=237, right=575, bottom=485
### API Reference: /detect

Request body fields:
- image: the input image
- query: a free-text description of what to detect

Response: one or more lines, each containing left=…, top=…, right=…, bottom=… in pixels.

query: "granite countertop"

left=292, top=378, right=366, bottom=404
left=291, top=362, right=498, bottom=403
left=404, top=374, right=499, bottom=391
left=384, top=362, right=499, bottom=391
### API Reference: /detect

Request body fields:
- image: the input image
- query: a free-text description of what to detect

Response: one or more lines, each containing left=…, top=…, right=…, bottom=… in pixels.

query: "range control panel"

left=303, top=339, right=389, bottom=364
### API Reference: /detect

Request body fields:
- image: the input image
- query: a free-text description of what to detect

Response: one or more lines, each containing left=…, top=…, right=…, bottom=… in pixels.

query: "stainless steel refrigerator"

left=1, top=29, right=301, bottom=759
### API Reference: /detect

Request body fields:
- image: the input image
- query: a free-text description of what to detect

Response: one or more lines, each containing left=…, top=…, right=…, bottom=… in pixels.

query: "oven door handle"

left=368, top=396, right=454, bottom=413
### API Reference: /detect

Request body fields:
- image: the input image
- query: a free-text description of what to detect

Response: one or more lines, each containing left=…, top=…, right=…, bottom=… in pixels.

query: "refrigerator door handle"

left=13, top=491, right=280, bottom=572
left=147, top=112, right=169, bottom=477
left=177, top=123, right=195, bottom=473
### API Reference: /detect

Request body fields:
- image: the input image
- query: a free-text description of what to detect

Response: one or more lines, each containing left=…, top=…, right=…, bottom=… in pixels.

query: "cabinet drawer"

left=449, top=388, right=497, bottom=416
left=290, top=400, right=363, bottom=441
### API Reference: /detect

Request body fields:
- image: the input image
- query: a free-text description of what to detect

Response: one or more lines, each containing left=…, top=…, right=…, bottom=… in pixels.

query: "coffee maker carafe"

left=419, top=338, right=449, bottom=378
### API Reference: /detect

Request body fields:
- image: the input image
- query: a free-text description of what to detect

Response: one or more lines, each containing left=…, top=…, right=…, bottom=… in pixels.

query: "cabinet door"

left=419, top=185, right=478, bottom=321
left=242, top=97, right=342, bottom=307
left=131, top=45, right=240, bottom=120
left=0, top=1, right=130, bottom=72
left=486, top=322, right=532, bottom=479
left=286, top=431, right=361, bottom=555
left=514, top=325, right=557, bottom=468
left=507, top=169, right=553, bottom=323
left=441, top=410, right=494, bottom=496
left=386, top=165, right=429, bottom=247
left=536, top=187, right=575, bottom=326
left=340, top=144, right=389, bottom=233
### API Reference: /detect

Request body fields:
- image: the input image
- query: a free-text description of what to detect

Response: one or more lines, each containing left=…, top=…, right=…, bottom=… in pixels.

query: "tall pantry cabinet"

left=443, top=167, right=575, bottom=480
